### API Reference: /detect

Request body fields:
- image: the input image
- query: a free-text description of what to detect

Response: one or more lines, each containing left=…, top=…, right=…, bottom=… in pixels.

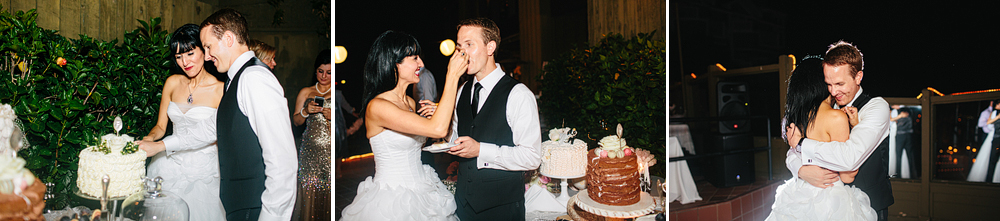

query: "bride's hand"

left=446, top=49, right=469, bottom=78
left=136, top=140, right=165, bottom=157
left=417, top=100, right=437, bottom=118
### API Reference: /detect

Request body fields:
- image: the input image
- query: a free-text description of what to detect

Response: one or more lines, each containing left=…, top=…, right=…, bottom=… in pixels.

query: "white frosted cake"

left=77, top=134, right=145, bottom=198
left=540, top=128, right=587, bottom=177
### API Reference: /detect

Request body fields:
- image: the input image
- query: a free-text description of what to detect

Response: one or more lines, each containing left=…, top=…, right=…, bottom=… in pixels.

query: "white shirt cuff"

left=800, top=138, right=818, bottom=165
left=160, top=135, right=181, bottom=156
left=477, top=142, right=500, bottom=169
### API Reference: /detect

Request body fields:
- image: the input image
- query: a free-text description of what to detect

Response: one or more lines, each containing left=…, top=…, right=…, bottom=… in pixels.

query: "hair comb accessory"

left=802, top=54, right=823, bottom=61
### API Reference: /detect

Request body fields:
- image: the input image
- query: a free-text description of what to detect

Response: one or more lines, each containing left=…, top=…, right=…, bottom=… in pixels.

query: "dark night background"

left=671, top=1, right=1000, bottom=101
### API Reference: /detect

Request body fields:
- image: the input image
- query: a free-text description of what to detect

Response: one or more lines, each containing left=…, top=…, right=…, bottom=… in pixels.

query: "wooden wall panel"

left=59, top=0, right=81, bottom=38
left=4, top=0, right=213, bottom=41
left=35, top=0, right=57, bottom=30
left=82, top=0, right=100, bottom=39
left=587, top=0, right=666, bottom=45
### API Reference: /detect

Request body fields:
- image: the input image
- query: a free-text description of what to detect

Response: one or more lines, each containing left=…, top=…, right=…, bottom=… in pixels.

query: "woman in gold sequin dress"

left=292, top=50, right=333, bottom=220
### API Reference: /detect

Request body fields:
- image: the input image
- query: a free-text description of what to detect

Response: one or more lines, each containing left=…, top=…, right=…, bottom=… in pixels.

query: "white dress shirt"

left=786, top=87, right=891, bottom=177
left=225, top=51, right=298, bottom=221
left=449, top=63, right=543, bottom=171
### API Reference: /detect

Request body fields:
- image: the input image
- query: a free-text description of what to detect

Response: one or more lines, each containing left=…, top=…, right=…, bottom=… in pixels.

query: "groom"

left=786, top=41, right=893, bottom=221
left=200, top=9, right=297, bottom=221
left=447, top=17, right=543, bottom=221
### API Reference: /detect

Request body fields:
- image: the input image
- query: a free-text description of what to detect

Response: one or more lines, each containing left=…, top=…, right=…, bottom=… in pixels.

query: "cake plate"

left=574, top=191, right=654, bottom=219
left=539, top=172, right=584, bottom=208
left=75, top=189, right=132, bottom=220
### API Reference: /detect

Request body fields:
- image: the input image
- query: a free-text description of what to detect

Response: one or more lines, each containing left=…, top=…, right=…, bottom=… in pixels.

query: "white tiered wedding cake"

left=76, top=118, right=146, bottom=198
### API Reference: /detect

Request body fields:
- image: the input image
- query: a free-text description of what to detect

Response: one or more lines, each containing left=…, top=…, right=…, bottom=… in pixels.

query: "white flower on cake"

left=547, top=127, right=576, bottom=142
left=0, top=155, right=35, bottom=194
left=101, top=134, right=133, bottom=153
left=0, top=104, right=16, bottom=157
left=597, top=135, right=633, bottom=159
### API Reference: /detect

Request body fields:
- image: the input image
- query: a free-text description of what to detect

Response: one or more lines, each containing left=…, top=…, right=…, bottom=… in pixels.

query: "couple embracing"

left=767, top=41, right=894, bottom=221
left=136, top=9, right=298, bottom=221
left=339, top=17, right=542, bottom=221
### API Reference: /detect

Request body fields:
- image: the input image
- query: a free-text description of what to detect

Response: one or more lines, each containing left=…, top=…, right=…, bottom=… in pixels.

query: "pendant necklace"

left=389, top=90, right=412, bottom=112
left=315, top=83, right=331, bottom=95
left=187, top=79, right=197, bottom=104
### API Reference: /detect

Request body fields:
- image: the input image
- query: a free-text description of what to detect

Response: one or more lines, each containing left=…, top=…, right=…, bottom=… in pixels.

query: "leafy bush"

left=0, top=6, right=171, bottom=208
left=538, top=32, right=665, bottom=177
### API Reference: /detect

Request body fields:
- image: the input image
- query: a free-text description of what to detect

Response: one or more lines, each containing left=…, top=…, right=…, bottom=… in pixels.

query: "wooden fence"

left=1, top=0, right=213, bottom=41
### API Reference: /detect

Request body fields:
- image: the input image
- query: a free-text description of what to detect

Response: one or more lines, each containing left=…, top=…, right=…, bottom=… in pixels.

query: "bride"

left=135, top=24, right=226, bottom=220
left=339, top=30, right=467, bottom=220
left=767, top=57, right=876, bottom=220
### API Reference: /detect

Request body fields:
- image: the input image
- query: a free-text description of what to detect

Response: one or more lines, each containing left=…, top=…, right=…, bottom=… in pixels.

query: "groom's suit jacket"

left=455, top=73, right=525, bottom=212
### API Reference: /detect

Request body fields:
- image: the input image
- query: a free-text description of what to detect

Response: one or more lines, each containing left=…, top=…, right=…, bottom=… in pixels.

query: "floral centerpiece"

left=442, top=161, right=459, bottom=195
left=524, top=170, right=560, bottom=194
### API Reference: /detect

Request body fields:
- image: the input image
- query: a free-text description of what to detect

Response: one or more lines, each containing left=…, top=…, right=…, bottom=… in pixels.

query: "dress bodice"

left=368, top=130, right=428, bottom=187
left=159, top=102, right=219, bottom=169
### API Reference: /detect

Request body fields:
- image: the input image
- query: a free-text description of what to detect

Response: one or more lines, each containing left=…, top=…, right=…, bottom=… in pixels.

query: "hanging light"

left=334, top=46, right=348, bottom=64
left=440, top=39, right=456, bottom=56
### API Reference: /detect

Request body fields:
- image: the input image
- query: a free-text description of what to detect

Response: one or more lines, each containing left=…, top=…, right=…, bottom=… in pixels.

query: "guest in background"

left=413, top=66, right=439, bottom=104
left=137, top=23, right=226, bottom=220
left=249, top=39, right=278, bottom=69
left=890, top=105, right=915, bottom=178
left=413, top=65, right=445, bottom=175
left=292, top=49, right=333, bottom=220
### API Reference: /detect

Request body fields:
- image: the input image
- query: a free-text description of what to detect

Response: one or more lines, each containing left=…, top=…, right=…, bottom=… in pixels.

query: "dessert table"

left=669, top=124, right=696, bottom=154
left=669, top=136, right=701, bottom=204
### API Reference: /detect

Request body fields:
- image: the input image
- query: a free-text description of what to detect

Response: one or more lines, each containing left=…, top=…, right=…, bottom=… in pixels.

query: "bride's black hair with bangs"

left=169, top=24, right=203, bottom=55
left=784, top=56, right=830, bottom=139
left=361, top=30, right=422, bottom=116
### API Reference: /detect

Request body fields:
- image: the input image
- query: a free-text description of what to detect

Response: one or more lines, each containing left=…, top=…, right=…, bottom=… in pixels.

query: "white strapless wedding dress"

left=146, top=102, right=225, bottom=221
left=340, top=130, right=457, bottom=221
left=766, top=178, right=876, bottom=221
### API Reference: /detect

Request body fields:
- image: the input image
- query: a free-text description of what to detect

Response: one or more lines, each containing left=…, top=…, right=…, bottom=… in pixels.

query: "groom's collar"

left=472, top=63, right=505, bottom=92
left=836, top=87, right=865, bottom=109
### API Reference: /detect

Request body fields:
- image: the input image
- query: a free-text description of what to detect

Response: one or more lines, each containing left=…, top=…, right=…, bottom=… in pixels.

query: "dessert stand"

left=74, top=174, right=132, bottom=220
left=539, top=171, right=584, bottom=207
left=572, top=192, right=654, bottom=220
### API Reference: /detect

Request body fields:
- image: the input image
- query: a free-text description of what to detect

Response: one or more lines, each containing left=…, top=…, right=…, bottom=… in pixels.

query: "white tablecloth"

left=669, top=136, right=701, bottom=204
left=669, top=124, right=696, bottom=154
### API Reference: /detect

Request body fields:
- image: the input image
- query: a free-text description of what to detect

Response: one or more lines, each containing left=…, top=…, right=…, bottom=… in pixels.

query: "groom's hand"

left=449, top=136, right=480, bottom=158
left=799, top=165, right=840, bottom=188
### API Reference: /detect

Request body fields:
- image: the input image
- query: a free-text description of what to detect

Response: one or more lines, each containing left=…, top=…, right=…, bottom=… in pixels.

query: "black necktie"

left=472, top=83, right=483, bottom=117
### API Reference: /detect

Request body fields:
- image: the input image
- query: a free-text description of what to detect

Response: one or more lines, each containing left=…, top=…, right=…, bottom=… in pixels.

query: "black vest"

left=217, top=58, right=269, bottom=214
left=455, top=74, right=524, bottom=212
left=992, top=111, right=1000, bottom=138
left=848, top=92, right=894, bottom=210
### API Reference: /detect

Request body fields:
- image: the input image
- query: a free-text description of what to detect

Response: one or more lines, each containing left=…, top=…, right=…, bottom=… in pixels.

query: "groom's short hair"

left=457, top=18, right=501, bottom=47
left=200, top=8, right=250, bottom=45
left=824, top=40, right=864, bottom=79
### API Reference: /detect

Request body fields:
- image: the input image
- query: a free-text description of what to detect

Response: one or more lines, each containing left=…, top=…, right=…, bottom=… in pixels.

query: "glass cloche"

left=121, top=176, right=189, bottom=221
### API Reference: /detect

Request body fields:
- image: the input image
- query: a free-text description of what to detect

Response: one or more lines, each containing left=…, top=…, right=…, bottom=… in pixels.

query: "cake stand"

left=74, top=189, right=129, bottom=220
left=574, top=190, right=655, bottom=219
left=539, top=172, right=584, bottom=207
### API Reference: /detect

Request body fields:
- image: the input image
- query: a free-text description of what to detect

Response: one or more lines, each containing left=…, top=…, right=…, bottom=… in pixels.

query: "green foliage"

left=0, top=6, right=171, bottom=208
left=538, top=32, right=666, bottom=177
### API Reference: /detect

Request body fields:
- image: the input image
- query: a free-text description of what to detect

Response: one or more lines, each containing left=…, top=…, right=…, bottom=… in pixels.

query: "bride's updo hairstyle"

left=784, top=55, right=830, bottom=138
left=361, top=30, right=422, bottom=116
